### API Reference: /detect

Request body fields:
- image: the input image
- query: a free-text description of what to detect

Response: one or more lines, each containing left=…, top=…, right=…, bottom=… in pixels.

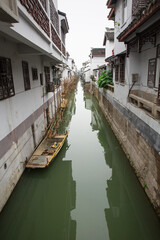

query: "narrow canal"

left=0, top=82, right=160, bottom=240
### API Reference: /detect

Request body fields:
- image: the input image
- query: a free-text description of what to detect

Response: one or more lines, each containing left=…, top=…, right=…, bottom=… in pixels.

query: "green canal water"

left=0, top=82, right=160, bottom=240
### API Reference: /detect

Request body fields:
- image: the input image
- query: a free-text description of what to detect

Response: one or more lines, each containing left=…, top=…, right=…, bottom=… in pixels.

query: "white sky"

left=58, top=0, right=114, bottom=69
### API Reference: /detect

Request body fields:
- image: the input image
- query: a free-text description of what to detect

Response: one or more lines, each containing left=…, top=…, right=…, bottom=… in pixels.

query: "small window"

left=40, top=73, right=43, bottom=85
left=22, top=61, right=30, bottom=91
left=32, top=68, right=38, bottom=80
left=0, top=57, right=15, bottom=100
left=115, top=65, right=119, bottom=82
left=119, top=56, right=125, bottom=83
left=157, top=44, right=160, bottom=58
left=44, top=66, right=50, bottom=84
left=148, top=58, right=156, bottom=88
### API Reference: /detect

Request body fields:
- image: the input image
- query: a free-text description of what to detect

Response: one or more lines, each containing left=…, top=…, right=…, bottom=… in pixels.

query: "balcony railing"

left=20, top=0, right=67, bottom=56
left=132, top=0, right=151, bottom=16
left=20, top=0, right=50, bottom=37
left=51, top=25, right=61, bottom=51
left=129, top=90, right=160, bottom=119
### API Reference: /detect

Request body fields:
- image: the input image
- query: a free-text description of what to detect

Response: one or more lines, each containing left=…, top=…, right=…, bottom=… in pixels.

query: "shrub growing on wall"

left=97, top=70, right=113, bottom=89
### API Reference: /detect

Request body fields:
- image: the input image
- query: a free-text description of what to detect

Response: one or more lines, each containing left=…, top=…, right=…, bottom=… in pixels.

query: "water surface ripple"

left=0, top=82, right=160, bottom=240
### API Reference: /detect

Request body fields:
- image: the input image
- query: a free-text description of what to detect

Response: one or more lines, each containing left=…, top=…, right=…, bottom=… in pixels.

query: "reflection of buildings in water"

left=0, top=141, right=77, bottom=240
left=84, top=91, right=160, bottom=240
left=46, top=140, right=77, bottom=240
left=104, top=149, right=160, bottom=240
left=84, top=91, right=115, bottom=168
left=59, top=91, right=77, bottom=133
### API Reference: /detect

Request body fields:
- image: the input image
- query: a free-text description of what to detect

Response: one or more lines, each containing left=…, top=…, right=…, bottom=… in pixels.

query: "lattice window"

left=40, top=0, right=47, bottom=11
left=115, top=65, right=119, bottom=82
left=20, top=0, right=50, bottom=37
left=148, top=58, right=156, bottom=88
left=50, top=0, right=59, bottom=33
left=120, top=56, right=125, bottom=83
left=44, top=66, right=50, bottom=83
left=0, top=57, right=15, bottom=100
left=157, top=44, right=160, bottom=58
left=22, top=61, right=30, bottom=91
left=32, top=68, right=38, bottom=80
left=132, top=0, right=151, bottom=16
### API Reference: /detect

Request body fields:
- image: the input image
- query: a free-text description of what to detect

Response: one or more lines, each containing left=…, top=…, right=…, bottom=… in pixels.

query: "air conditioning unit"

left=132, top=73, right=139, bottom=83
left=0, top=0, right=19, bottom=23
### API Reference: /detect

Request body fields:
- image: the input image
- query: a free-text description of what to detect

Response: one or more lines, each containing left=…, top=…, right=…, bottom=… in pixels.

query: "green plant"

left=115, top=21, right=120, bottom=27
left=97, top=70, right=113, bottom=89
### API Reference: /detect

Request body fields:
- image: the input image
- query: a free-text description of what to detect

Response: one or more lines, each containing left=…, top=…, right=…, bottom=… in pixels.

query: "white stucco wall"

left=106, top=40, right=114, bottom=59
left=114, top=0, right=133, bottom=55
left=90, top=56, right=105, bottom=75
left=0, top=35, right=62, bottom=212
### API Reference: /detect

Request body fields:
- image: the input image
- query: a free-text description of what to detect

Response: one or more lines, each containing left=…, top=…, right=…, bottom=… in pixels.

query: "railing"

left=51, top=25, right=61, bottom=51
left=132, top=0, right=151, bottom=16
left=129, top=90, right=160, bottom=119
left=107, top=84, right=114, bottom=93
left=19, top=0, right=67, bottom=55
left=20, top=0, right=50, bottom=37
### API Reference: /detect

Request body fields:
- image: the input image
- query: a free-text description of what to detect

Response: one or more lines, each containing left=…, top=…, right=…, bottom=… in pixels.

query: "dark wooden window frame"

left=32, top=68, right=38, bottom=80
left=44, top=66, right=50, bottom=84
left=147, top=58, right=156, bottom=88
left=157, top=44, right=160, bottom=58
left=22, top=61, right=31, bottom=91
left=40, top=73, right=43, bottom=85
left=115, top=64, right=119, bottom=82
left=0, top=57, right=15, bottom=100
left=119, top=56, right=125, bottom=83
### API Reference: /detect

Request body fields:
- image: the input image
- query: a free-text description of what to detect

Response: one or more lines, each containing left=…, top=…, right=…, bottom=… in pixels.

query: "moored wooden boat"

left=26, top=131, right=69, bottom=169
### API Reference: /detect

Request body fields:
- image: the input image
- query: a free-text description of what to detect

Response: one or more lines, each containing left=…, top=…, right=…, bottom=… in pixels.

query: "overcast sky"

left=58, top=0, right=114, bottom=69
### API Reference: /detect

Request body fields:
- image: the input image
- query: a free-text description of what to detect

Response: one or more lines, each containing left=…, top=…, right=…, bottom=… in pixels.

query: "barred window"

left=157, top=44, right=160, bottom=58
left=148, top=58, right=156, bottom=88
left=32, top=68, right=38, bottom=80
left=40, top=73, right=43, bottom=85
left=0, top=57, right=15, bottom=100
left=44, top=66, right=50, bottom=83
left=22, top=61, right=30, bottom=91
left=115, top=65, right=119, bottom=82
left=119, top=56, right=125, bottom=83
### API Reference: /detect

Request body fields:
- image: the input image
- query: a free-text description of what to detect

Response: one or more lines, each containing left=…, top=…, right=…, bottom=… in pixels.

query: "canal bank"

left=85, top=82, right=160, bottom=216
left=0, top=82, right=160, bottom=240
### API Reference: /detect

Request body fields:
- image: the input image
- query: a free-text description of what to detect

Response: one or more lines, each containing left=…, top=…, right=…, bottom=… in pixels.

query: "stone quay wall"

left=85, top=82, right=160, bottom=216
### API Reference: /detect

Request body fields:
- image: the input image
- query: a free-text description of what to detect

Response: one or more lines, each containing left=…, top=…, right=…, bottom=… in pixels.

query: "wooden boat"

left=26, top=131, right=69, bottom=169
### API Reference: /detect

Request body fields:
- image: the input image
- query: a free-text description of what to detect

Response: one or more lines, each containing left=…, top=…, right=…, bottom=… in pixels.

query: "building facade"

left=85, top=0, right=160, bottom=213
left=0, top=0, right=72, bottom=212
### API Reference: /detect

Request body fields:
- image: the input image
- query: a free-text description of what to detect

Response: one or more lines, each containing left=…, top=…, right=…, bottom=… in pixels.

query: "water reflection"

left=0, top=82, right=160, bottom=240
left=84, top=89, right=160, bottom=240
left=0, top=90, right=77, bottom=240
